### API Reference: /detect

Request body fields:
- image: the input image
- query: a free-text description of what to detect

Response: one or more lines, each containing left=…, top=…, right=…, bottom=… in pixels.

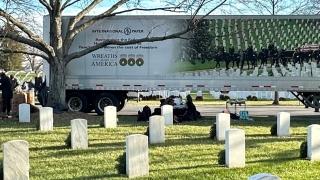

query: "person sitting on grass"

left=179, top=95, right=201, bottom=122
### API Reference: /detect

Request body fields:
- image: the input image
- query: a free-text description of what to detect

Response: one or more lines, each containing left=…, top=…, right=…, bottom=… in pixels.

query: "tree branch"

left=198, top=0, right=227, bottom=21
left=64, top=0, right=128, bottom=54
left=61, top=0, right=81, bottom=11
left=254, top=0, right=273, bottom=15
left=0, top=31, right=54, bottom=58
left=66, top=0, right=104, bottom=32
left=38, top=0, right=52, bottom=11
left=0, top=48, right=49, bottom=60
left=289, top=0, right=310, bottom=15
left=0, top=8, right=54, bottom=56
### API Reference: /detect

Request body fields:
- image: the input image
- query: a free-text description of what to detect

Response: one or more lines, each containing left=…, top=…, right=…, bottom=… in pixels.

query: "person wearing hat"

left=0, top=73, right=13, bottom=118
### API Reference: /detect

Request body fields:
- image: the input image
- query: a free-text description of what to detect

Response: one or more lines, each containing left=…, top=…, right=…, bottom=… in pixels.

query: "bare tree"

left=235, top=0, right=312, bottom=15
left=0, top=0, right=227, bottom=106
left=298, top=0, right=320, bottom=15
left=23, top=48, right=43, bottom=73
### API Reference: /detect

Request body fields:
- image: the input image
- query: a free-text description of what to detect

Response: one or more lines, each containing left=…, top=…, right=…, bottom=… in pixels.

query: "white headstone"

left=71, top=119, right=88, bottom=149
left=216, top=113, right=230, bottom=141
left=104, top=106, right=117, bottom=128
left=161, top=105, right=173, bottom=125
left=19, top=104, right=30, bottom=123
left=307, top=124, right=320, bottom=161
left=39, top=107, right=53, bottom=131
left=179, top=92, right=187, bottom=99
left=248, top=173, right=280, bottom=180
left=149, top=116, right=165, bottom=144
left=226, top=128, right=245, bottom=168
left=3, top=140, right=29, bottom=180
left=126, top=134, right=149, bottom=178
left=196, top=91, right=203, bottom=97
left=277, top=112, right=290, bottom=137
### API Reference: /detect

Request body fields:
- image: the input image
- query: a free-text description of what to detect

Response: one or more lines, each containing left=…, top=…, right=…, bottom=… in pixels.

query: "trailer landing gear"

left=291, top=91, right=320, bottom=112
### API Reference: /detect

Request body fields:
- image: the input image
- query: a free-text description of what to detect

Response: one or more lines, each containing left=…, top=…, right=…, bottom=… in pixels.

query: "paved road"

left=118, top=103, right=320, bottom=117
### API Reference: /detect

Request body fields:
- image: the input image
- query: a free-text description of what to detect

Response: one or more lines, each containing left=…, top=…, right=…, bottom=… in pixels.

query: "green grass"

left=1, top=113, right=320, bottom=179
left=175, top=60, right=216, bottom=72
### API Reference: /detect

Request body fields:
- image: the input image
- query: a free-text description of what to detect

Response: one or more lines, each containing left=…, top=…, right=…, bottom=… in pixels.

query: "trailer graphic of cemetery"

left=42, top=15, right=320, bottom=113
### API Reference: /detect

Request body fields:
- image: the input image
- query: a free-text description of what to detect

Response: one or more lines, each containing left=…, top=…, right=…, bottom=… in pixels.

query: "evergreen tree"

left=190, top=19, right=213, bottom=63
left=0, top=24, right=24, bottom=71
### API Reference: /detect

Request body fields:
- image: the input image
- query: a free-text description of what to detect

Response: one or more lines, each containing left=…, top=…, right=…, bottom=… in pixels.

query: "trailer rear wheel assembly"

left=95, top=93, right=120, bottom=115
left=67, top=93, right=88, bottom=112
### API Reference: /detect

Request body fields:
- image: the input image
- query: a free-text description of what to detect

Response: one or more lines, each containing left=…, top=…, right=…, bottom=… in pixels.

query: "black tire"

left=118, top=98, right=127, bottom=111
left=66, top=93, right=88, bottom=112
left=95, top=93, right=120, bottom=115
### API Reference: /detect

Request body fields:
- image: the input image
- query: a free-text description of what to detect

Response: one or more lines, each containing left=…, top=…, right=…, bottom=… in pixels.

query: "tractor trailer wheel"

left=66, top=93, right=88, bottom=112
left=95, top=93, right=120, bottom=115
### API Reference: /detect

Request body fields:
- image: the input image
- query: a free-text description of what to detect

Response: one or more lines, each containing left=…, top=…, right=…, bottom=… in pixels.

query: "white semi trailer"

left=43, top=15, right=320, bottom=114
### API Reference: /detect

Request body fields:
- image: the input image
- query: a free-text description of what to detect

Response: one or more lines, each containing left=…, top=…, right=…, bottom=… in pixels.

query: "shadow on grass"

left=0, top=128, right=35, bottom=134
left=247, top=149, right=300, bottom=164
left=247, top=156, right=300, bottom=164
left=162, top=137, right=223, bottom=147
left=72, top=173, right=124, bottom=179
left=89, top=141, right=124, bottom=148
left=30, top=145, right=66, bottom=151
left=152, top=163, right=219, bottom=173
left=39, top=146, right=123, bottom=159
left=246, top=136, right=304, bottom=145
left=245, top=134, right=271, bottom=137
left=170, top=115, right=320, bottom=128
left=0, top=120, right=34, bottom=129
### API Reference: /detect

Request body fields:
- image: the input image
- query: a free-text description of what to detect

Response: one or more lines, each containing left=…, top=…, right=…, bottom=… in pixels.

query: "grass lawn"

left=1, top=112, right=320, bottom=179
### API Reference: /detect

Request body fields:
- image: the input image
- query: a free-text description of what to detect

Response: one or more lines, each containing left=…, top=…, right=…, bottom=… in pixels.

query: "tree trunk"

left=272, top=91, right=279, bottom=105
left=48, top=60, right=66, bottom=107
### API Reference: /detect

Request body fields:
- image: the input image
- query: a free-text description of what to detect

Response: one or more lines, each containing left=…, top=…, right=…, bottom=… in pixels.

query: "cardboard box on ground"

left=12, top=93, right=28, bottom=114
left=0, top=92, right=28, bottom=115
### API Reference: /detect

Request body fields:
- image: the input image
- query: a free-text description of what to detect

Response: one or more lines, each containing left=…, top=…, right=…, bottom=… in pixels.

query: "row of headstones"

left=1, top=115, right=279, bottom=179
left=179, top=63, right=317, bottom=78
left=13, top=104, right=172, bottom=178
left=69, top=115, right=166, bottom=178
left=68, top=115, right=166, bottom=150
left=6, top=110, right=320, bottom=179
left=1, top=135, right=148, bottom=179
left=18, top=104, right=175, bottom=128
left=216, top=112, right=290, bottom=141
left=217, top=112, right=320, bottom=163
left=12, top=105, right=312, bottom=178
left=5, top=114, right=167, bottom=179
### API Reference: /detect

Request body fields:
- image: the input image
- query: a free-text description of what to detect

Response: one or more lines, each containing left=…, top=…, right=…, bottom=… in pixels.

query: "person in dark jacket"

left=293, top=48, right=302, bottom=65
left=9, top=75, right=18, bottom=91
left=35, top=76, right=48, bottom=106
left=0, top=73, right=13, bottom=118
left=258, top=48, right=268, bottom=68
left=228, top=47, right=236, bottom=69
